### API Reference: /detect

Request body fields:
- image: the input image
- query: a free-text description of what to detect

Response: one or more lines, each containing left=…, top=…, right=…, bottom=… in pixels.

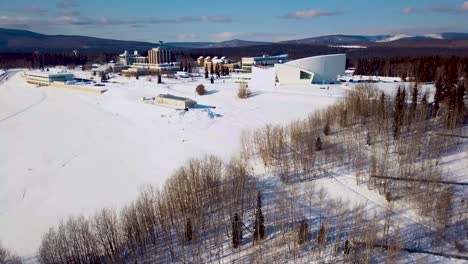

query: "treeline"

left=189, top=44, right=468, bottom=62
left=0, top=242, right=21, bottom=264
left=353, top=56, right=468, bottom=82
left=0, top=53, right=115, bottom=69
left=39, top=156, right=260, bottom=263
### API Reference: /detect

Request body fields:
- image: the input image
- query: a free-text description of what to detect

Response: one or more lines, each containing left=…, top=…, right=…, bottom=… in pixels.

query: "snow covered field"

left=0, top=70, right=355, bottom=255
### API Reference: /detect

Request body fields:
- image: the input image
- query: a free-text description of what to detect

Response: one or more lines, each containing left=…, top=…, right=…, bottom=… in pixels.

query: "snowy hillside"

left=1, top=70, right=466, bottom=264
left=0, top=70, right=346, bottom=255
left=376, top=34, right=413, bottom=42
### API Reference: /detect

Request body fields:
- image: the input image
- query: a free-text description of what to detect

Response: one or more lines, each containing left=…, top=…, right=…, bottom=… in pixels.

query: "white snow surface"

left=0, top=70, right=349, bottom=255
left=425, top=33, right=444, bottom=39
left=376, top=34, right=412, bottom=42
left=329, top=45, right=367, bottom=49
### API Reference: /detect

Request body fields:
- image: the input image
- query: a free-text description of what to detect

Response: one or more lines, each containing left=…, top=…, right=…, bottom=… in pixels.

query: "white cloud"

left=285, top=9, right=340, bottom=19
left=57, top=0, right=79, bottom=9
left=430, top=2, right=468, bottom=14
left=176, top=33, right=197, bottom=41
left=21, top=6, right=48, bottom=14
left=210, top=31, right=312, bottom=42
left=59, top=9, right=80, bottom=17
left=461, top=1, right=468, bottom=11
left=210, top=31, right=247, bottom=41
left=0, top=15, right=233, bottom=29
left=402, top=7, right=414, bottom=14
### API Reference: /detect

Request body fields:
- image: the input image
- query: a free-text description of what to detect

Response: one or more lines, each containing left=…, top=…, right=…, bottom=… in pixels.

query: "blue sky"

left=0, top=0, right=467, bottom=42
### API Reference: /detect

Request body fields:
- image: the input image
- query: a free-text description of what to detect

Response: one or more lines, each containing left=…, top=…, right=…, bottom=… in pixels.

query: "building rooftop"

left=25, top=70, right=74, bottom=78
left=157, top=94, right=195, bottom=102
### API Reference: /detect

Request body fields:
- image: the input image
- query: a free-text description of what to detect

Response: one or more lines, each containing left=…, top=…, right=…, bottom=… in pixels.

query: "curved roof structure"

left=275, top=54, right=345, bottom=84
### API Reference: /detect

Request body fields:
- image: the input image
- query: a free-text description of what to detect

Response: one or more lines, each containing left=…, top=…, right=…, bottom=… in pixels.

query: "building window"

left=300, top=71, right=312, bottom=80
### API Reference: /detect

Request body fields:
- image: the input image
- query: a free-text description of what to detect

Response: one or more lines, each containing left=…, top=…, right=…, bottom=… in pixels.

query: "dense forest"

left=0, top=52, right=115, bottom=69
left=353, top=56, right=468, bottom=83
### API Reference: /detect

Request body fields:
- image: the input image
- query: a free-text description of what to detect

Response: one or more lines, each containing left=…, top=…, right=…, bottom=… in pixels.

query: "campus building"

left=155, top=94, right=197, bottom=109
left=275, top=54, right=346, bottom=84
left=148, top=48, right=174, bottom=64
left=24, top=71, right=74, bottom=85
left=118, top=50, right=147, bottom=66
left=241, top=54, right=288, bottom=72
left=248, top=54, right=346, bottom=86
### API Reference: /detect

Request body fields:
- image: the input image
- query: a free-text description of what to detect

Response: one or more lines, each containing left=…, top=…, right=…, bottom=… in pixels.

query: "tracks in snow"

left=0, top=71, right=48, bottom=124
left=324, top=170, right=435, bottom=231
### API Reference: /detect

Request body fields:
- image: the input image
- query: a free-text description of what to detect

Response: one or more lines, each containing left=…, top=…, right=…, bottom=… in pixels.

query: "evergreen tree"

left=323, top=121, right=330, bottom=136
left=157, top=71, right=162, bottom=84
left=253, top=192, right=266, bottom=243
left=366, top=131, right=372, bottom=145
left=205, top=65, right=209, bottom=79
left=315, top=137, right=322, bottom=151
left=434, top=77, right=443, bottom=117
left=232, top=213, right=242, bottom=248
left=401, top=86, right=407, bottom=109
left=446, top=86, right=457, bottom=128
left=317, top=224, right=326, bottom=246
left=393, top=87, right=403, bottom=139
left=456, top=82, right=466, bottom=125
left=411, top=83, right=418, bottom=114
left=216, top=64, right=221, bottom=78
left=344, top=240, right=351, bottom=255
left=185, top=218, right=193, bottom=242
left=297, top=219, right=309, bottom=245
left=380, top=91, right=386, bottom=104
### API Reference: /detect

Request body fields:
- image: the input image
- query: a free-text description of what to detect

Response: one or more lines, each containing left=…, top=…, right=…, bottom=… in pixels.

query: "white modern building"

left=247, top=54, right=346, bottom=86
left=275, top=54, right=345, bottom=84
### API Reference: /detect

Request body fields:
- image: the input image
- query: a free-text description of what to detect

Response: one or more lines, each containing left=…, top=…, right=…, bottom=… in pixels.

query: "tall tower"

left=148, top=41, right=173, bottom=64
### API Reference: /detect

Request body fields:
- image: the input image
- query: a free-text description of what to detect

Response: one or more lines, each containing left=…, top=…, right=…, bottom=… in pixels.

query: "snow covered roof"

left=157, top=94, right=195, bottom=102
left=284, top=53, right=346, bottom=66
left=25, top=70, right=74, bottom=78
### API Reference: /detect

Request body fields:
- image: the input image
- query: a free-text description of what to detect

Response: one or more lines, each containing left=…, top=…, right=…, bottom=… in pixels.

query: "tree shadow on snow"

left=205, top=89, right=219, bottom=95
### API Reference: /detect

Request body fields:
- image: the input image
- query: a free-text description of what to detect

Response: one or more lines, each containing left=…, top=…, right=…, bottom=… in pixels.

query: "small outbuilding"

left=155, top=94, right=197, bottom=109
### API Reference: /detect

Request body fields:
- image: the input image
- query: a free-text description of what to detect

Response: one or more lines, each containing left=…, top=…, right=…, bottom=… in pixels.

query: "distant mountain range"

left=1, top=28, right=468, bottom=52
left=280, top=33, right=468, bottom=45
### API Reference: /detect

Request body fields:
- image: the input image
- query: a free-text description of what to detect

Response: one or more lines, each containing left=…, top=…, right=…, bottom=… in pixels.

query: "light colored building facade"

left=155, top=94, right=197, bottom=109
left=275, top=54, right=346, bottom=84
left=200, top=56, right=239, bottom=73
left=148, top=48, right=174, bottom=64
left=118, top=50, right=147, bottom=66
left=247, top=54, right=346, bottom=86
left=242, top=54, right=288, bottom=72
left=121, top=62, right=181, bottom=76
left=197, top=56, right=204, bottom=67
left=24, top=71, right=74, bottom=85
